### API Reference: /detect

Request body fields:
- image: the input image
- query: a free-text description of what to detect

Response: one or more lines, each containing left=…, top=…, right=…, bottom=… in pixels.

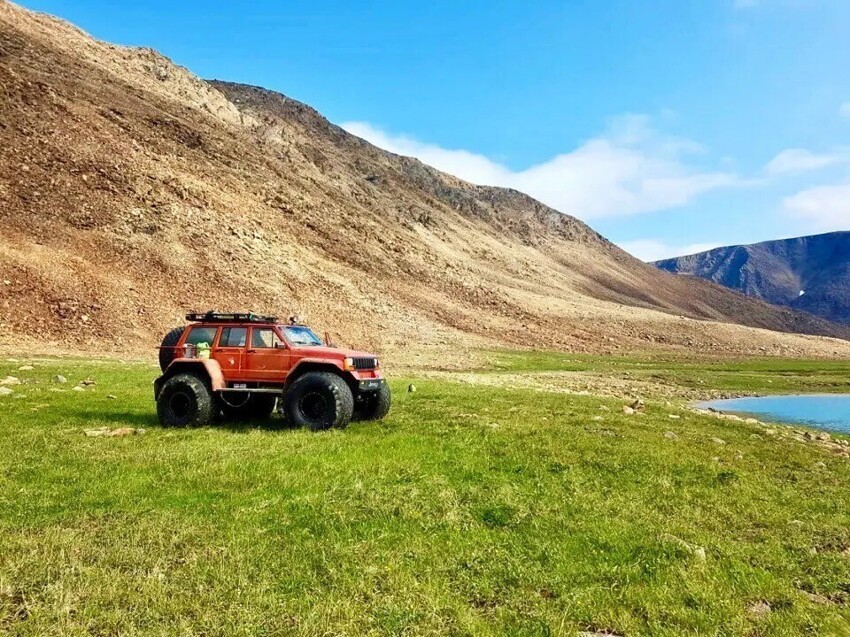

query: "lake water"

left=698, top=394, right=850, bottom=434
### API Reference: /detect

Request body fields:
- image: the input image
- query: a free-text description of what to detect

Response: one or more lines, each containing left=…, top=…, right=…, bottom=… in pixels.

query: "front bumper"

left=357, top=378, right=386, bottom=392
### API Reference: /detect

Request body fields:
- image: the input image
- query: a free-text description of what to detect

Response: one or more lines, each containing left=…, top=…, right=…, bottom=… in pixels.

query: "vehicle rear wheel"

left=159, top=326, right=186, bottom=372
left=283, top=372, right=354, bottom=431
left=355, top=383, right=392, bottom=421
left=219, top=393, right=277, bottom=421
left=157, top=373, right=214, bottom=427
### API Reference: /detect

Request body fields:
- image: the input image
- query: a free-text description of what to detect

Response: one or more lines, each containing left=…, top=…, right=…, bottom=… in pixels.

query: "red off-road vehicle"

left=154, top=312, right=390, bottom=430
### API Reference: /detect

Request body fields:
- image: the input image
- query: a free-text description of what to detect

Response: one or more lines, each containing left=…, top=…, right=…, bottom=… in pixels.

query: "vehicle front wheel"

left=283, top=372, right=354, bottom=431
left=157, top=373, right=214, bottom=427
left=355, top=383, right=392, bottom=421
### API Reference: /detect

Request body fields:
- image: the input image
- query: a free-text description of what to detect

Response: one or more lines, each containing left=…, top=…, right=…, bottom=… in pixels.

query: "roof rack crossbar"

left=185, top=311, right=279, bottom=323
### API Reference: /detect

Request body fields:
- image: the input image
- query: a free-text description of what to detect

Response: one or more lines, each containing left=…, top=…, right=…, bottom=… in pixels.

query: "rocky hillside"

left=656, top=232, right=850, bottom=325
left=1, top=0, right=849, bottom=360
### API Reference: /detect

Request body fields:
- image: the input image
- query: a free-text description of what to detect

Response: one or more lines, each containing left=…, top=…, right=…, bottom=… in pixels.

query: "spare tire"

left=159, top=326, right=186, bottom=372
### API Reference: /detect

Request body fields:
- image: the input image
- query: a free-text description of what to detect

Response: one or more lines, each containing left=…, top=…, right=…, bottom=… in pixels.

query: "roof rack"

left=185, top=311, right=279, bottom=324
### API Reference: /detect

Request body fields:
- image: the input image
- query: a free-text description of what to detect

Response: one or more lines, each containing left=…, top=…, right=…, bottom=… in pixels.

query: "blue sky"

left=18, top=0, right=850, bottom=260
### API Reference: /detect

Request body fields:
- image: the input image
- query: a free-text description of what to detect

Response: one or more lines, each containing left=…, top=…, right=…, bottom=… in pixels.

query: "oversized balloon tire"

left=283, top=372, right=354, bottom=431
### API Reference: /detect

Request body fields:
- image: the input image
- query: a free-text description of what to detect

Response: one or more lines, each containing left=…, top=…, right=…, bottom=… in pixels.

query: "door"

left=245, top=327, right=290, bottom=382
left=212, top=326, right=247, bottom=376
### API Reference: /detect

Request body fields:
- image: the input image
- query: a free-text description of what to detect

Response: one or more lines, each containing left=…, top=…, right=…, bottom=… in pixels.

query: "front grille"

left=352, top=357, right=377, bottom=370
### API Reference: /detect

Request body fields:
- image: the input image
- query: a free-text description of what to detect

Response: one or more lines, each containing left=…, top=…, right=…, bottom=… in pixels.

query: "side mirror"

left=275, top=342, right=287, bottom=349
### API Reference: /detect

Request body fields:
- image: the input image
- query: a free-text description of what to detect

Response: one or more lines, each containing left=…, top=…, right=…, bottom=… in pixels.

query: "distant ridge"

left=655, top=232, right=850, bottom=324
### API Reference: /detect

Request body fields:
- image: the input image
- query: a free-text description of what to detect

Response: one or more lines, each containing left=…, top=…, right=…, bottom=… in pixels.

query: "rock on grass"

left=747, top=600, right=772, bottom=617
left=84, top=427, right=145, bottom=437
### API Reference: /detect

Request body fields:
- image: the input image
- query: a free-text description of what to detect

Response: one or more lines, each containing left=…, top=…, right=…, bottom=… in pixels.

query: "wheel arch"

left=286, top=360, right=355, bottom=391
left=154, top=359, right=225, bottom=399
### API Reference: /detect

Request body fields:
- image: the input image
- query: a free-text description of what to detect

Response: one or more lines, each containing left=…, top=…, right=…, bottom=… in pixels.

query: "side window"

left=219, top=327, right=247, bottom=348
left=251, top=328, right=282, bottom=348
left=185, top=326, right=217, bottom=346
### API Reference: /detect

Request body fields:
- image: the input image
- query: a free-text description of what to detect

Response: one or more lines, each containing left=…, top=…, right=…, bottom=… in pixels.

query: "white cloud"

left=342, top=116, right=739, bottom=220
left=766, top=148, right=846, bottom=174
left=840, top=102, right=850, bottom=118
left=618, top=239, right=722, bottom=262
left=342, top=122, right=508, bottom=186
left=783, top=183, right=850, bottom=231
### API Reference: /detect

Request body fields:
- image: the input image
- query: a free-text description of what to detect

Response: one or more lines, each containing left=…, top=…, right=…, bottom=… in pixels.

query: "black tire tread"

left=356, top=383, right=392, bottom=421
left=157, top=373, right=214, bottom=427
left=283, top=371, right=354, bottom=431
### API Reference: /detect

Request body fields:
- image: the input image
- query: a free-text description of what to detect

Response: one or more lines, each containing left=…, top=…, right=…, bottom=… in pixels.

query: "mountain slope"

left=1, top=0, right=849, bottom=360
left=655, top=232, right=850, bottom=325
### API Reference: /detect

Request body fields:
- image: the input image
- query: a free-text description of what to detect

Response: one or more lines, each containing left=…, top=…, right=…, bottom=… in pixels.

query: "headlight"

left=343, top=357, right=354, bottom=371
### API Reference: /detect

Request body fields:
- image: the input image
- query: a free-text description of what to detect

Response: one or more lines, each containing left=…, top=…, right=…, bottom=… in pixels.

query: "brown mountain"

left=1, top=0, right=848, bottom=360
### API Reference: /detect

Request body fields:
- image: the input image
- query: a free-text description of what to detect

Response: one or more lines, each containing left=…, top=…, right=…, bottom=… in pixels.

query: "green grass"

left=0, top=356, right=849, bottom=635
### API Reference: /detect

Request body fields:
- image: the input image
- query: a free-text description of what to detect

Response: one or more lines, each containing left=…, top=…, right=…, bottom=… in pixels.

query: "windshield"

left=282, top=325, right=323, bottom=346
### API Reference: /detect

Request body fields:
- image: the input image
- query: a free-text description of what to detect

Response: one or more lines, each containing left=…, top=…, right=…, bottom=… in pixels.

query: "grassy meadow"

left=0, top=354, right=849, bottom=636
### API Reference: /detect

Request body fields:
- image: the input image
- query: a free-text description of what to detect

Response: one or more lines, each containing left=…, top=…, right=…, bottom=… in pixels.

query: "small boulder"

left=668, top=414, right=681, bottom=419
left=660, top=533, right=706, bottom=562
left=17, top=365, right=34, bottom=371
left=106, top=427, right=144, bottom=437
left=711, top=437, right=726, bottom=445
left=802, top=591, right=831, bottom=605
left=622, top=405, right=635, bottom=415
left=747, top=600, right=771, bottom=617
left=54, top=375, right=67, bottom=384
left=0, top=387, right=13, bottom=397
left=407, top=384, right=416, bottom=393
left=80, top=378, right=96, bottom=386
left=0, top=376, right=20, bottom=386
left=630, top=398, right=645, bottom=412
left=71, top=386, right=85, bottom=392
left=85, top=427, right=145, bottom=437
left=664, top=431, right=679, bottom=440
